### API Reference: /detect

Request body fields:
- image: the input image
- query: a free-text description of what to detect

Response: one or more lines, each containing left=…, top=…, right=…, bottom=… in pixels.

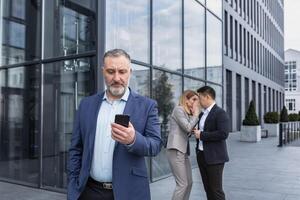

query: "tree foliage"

left=288, top=113, right=299, bottom=121
left=263, top=112, right=279, bottom=123
left=243, top=100, right=260, bottom=125
left=153, top=72, right=174, bottom=147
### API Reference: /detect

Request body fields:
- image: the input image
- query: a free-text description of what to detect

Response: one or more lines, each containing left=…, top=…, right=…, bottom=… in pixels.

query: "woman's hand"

left=191, top=99, right=200, bottom=116
left=193, top=130, right=201, bottom=139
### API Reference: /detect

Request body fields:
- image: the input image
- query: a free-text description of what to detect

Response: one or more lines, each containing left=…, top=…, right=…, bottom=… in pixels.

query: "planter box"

left=240, top=125, right=261, bottom=142
left=263, top=123, right=279, bottom=137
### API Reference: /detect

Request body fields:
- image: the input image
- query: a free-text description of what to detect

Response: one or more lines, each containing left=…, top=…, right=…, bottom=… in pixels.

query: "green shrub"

left=264, top=112, right=279, bottom=123
left=243, top=100, right=260, bottom=125
left=280, top=106, right=288, bottom=122
left=288, top=113, right=299, bottom=121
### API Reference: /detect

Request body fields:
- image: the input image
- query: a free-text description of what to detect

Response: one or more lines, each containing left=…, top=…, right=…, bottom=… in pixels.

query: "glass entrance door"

left=41, top=57, right=95, bottom=190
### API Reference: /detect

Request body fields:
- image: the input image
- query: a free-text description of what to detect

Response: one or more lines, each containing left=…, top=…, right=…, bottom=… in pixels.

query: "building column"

left=232, top=72, right=237, bottom=131
left=241, top=76, right=245, bottom=125
left=0, top=0, right=3, bottom=66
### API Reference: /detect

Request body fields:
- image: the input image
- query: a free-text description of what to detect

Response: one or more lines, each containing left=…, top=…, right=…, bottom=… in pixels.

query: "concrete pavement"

left=151, top=132, right=300, bottom=200
left=1, top=132, right=300, bottom=200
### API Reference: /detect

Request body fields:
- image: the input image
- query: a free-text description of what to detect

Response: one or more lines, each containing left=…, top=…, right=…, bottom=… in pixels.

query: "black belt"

left=88, top=177, right=113, bottom=190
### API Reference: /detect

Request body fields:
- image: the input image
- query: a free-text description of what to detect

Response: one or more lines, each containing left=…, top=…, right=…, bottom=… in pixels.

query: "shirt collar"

left=203, top=102, right=216, bottom=114
left=103, top=87, right=130, bottom=102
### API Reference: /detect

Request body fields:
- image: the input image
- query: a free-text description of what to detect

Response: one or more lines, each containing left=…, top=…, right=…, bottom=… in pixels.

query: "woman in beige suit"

left=166, top=90, right=200, bottom=200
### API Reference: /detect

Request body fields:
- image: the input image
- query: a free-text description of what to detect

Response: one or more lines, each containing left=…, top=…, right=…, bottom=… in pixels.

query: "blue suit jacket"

left=67, top=90, right=162, bottom=200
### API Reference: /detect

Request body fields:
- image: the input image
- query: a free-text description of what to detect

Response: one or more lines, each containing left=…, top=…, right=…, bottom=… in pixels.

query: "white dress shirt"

left=198, top=102, right=216, bottom=151
left=90, top=87, right=130, bottom=182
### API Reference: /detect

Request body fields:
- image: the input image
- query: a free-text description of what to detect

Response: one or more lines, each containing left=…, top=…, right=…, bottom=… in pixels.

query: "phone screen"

left=114, top=114, right=130, bottom=127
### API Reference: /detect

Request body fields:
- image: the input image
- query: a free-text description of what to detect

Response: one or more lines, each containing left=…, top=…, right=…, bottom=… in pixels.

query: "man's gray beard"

left=108, top=86, right=126, bottom=97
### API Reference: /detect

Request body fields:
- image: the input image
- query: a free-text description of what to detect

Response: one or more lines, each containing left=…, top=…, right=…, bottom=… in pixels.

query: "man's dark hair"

left=197, top=86, right=216, bottom=100
left=103, top=49, right=131, bottom=63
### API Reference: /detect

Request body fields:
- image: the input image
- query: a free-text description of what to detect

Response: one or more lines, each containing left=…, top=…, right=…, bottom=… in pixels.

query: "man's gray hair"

left=103, top=49, right=131, bottom=63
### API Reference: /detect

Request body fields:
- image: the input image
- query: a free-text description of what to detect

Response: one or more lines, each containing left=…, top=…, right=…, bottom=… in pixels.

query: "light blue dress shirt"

left=198, top=102, right=215, bottom=151
left=90, top=87, right=130, bottom=182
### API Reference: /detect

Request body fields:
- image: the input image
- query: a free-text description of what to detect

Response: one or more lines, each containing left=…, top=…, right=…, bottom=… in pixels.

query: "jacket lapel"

left=204, top=104, right=218, bottom=131
left=123, top=91, right=136, bottom=116
left=89, top=92, right=104, bottom=153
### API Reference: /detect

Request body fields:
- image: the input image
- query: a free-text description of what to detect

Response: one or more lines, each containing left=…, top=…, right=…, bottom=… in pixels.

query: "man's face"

left=103, top=55, right=131, bottom=99
left=198, top=93, right=209, bottom=108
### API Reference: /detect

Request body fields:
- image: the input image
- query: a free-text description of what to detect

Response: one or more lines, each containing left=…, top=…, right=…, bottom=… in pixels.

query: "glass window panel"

left=5, top=20, right=25, bottom=48
left=129, top=64, right=150, bottom=97
left=151, top=70, right=182, bottom=180
left=207, top=83, right=223, bottom=106
left=153, top=0, right=182, bottom=71
left=12, top=0, right=26, bottom=19
left=206, top=13, right=222, bottom=84
left=184, top=0, right=205, bottom=80
left=0, top=65, right=40, bottom=185
left=43, top=0, right=96, bottom=58
left=106, top=0, right=150, bottom=63
left=206, top=0, right=222, bottom=18
left=42, top=57, right=95, bottom=189
left=0, top=0, right=41, bottom=66
left=184, top=77, right=205, bottom=91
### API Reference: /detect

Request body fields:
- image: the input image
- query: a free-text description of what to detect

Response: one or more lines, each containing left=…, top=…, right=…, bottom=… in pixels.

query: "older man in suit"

left=194, top=86, right=230, bottom=200
left=67, top=49, right=162, bottom=200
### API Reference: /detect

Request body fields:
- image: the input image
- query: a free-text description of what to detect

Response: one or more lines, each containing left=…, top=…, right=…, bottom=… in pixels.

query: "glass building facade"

left=0, top=0, right=223, bottom=192
left=223, top=0, right=285, bottom=131
left=284, top=49, right=300, bottom=114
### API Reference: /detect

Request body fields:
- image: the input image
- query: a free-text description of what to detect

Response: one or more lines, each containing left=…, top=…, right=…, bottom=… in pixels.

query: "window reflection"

left=4, top=20, right=25, bottom=48
left=208, top=83, right=222, bottom=106
left=207, top=12, right=222, bottom=84
left=0, top=0, right=41, bottom=66
left=151, top=69, right=181, bottom=180
left=106, top=0, right=150, bottom=63
left=43, top=0, right=96, bottom=58
left=184, top=77, right=205, bottom=91
left=12, top=0, right=26, bottom=19
left=184, top=0, right=205, bottom=80
left=153, top=0, right=182, bottom=71
left=129, top=64, right=150, bottom=97
left=42, top=57, right=95, bottom=188
left=0, top=66, right=40, bottom=185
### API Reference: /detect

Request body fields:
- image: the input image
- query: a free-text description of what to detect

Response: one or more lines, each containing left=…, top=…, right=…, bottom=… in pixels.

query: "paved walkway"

left=1, top=132, right=300, bottom=200
left=288, top=139, right=300, bottom=147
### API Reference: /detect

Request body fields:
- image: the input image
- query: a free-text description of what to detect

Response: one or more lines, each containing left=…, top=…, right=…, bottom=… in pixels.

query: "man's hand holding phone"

left=111, top=114, right=135, bottom=145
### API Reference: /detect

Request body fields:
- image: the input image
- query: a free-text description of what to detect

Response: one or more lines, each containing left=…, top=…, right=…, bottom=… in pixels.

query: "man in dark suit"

left=67, top=49, right=162, bottom=200
left=194, top=86, right=230, bottom=200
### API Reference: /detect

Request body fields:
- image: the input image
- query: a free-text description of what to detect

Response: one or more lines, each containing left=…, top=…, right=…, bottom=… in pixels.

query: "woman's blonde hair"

left=179, top=90, right=199, bottom=115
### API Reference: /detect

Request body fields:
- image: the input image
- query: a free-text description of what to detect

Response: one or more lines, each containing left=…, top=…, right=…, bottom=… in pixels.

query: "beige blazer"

left=167, top=106, right=199, bottom=154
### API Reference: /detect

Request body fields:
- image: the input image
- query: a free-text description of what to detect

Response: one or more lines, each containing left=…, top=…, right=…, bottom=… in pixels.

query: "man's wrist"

left=126, top=134, right=136, bottom=147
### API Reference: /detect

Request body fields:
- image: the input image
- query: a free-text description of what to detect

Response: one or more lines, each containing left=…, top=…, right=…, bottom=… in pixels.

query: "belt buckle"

left=103, top=183, right=113, bottom=190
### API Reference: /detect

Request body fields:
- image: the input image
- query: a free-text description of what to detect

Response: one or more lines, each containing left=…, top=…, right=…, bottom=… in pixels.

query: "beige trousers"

left=167, top=149, right=193, bottom=200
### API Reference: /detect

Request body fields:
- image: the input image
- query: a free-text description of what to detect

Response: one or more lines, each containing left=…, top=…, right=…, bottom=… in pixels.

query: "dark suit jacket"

left=196, top=104, right=230, bottom=165
left=67, top=90, right=162, bottom=200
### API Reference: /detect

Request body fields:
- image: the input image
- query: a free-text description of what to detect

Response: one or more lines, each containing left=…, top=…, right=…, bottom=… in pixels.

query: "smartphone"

left=114, top=114, right=130, bottom=127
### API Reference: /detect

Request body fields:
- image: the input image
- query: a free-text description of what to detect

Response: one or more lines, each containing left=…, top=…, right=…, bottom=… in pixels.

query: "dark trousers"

left=79, top=178, right=114, bottom=200
left=196, top=150, right=225, bottom=200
